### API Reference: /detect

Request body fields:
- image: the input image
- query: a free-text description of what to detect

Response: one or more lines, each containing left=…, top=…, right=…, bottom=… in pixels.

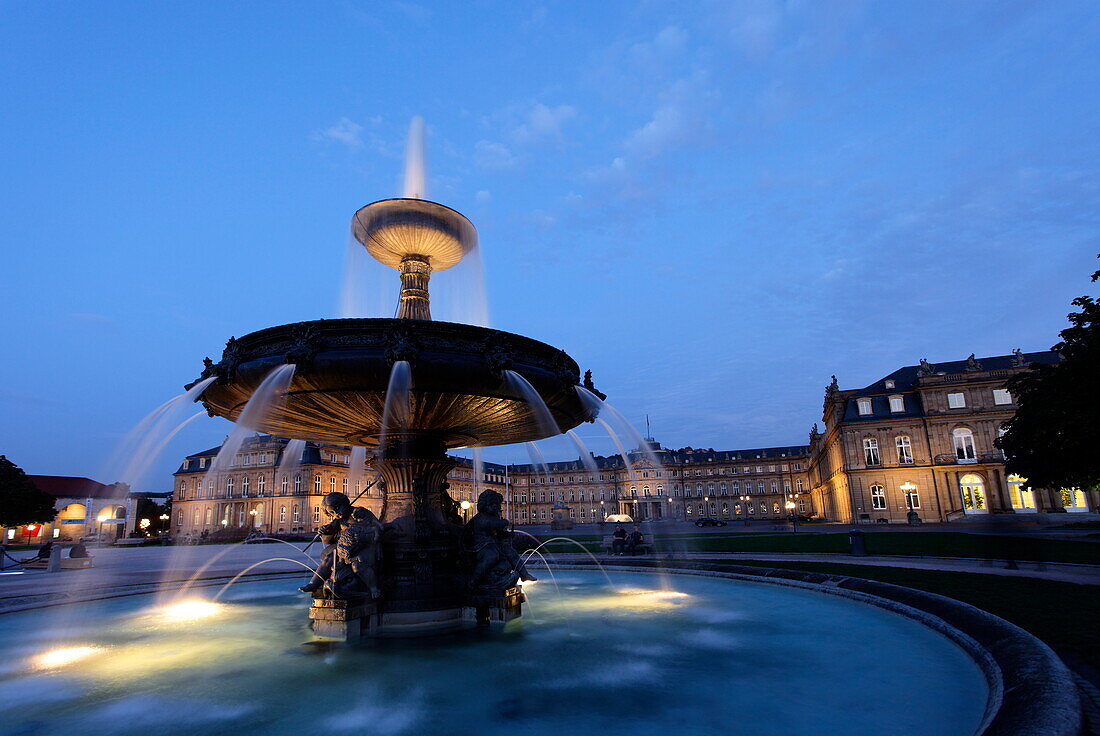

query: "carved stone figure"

left=299, top=492, right=384, bottom=599
left=965, top=353, right=983, bottom=372
left=462, top=489, right=536, bottom=592
left=1011, top=348, right=1026, bottom=366
left=917, top=358, right=935, bottom=376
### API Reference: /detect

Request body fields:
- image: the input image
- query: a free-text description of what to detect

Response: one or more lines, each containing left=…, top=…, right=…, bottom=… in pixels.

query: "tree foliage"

left=998, top=257, right=1100, bottom=491
left=0, top=455, right=58, bottom=528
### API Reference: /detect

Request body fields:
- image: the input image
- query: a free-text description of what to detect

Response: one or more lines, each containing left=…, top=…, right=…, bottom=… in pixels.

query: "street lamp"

left=460, top=499, right=472, bottom=523
left=739, top=495, right=751, bottom=527
left=785, top=499, right=797, bottom=533
left=900, top=482, right=921, bottom=524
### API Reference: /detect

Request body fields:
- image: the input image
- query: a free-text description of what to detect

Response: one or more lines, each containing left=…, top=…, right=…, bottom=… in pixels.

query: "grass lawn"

left=532, top=530, right=1100, bottom=564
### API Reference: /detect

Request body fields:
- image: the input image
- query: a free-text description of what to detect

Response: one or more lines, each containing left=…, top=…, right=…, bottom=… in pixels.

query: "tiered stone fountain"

left=188, top=193, right=598, bottom=637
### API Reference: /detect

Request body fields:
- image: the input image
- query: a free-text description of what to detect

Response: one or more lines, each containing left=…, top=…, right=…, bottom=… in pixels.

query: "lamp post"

left=249, top=508, right=258, bottom=528
left=460, top=499, right=472, bottom=523
left=785, top=499, right=797, bottom=533
left=901, top=482, right=921, bottom=525
left=740, top=495, right=751, bottom=527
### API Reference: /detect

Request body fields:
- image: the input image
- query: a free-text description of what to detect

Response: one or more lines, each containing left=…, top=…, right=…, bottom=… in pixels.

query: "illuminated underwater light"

left=158, top=599, right=222, bottom=621
left=33, top=646, right=101, bottom=669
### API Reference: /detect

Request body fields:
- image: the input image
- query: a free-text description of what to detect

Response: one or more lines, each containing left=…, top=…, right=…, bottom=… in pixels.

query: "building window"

left=903, top=484, right=920, bottom=510
left=993, top=389, right=1012, bottom=405
left=895, top=436, right=914, bottom=465
left=313, top=506, right=320, bottom=523
left=294, top=475, right=301, bottom=493
left=863, top=438, right=881, bottom=466
left=959, top=474, right=987, bottom=513
left=953, top=428, right=977, bottom=462
left=796, top=478, right=803, bottom=492
left=947, top=392, right=966, bottom=409
left=241, top=477, right=250, bottom=496
left=176, top=510, right=183, bottom=526
left=330, top=477, right=337, bottom=493
left=888, top=395, right=904, bottom=413
left=759, top=503, right=767, bottom=514
left=314, top=476, right=322, bottom=493
left=1007, top=475, right=1035, bottom=511
left=292, top=506, right=300, bottom=523
left=279, top=506, right=287, bottom=523
left=1060, top=488, right=1088, bottom=511
left=870, top=485, right=887, bottom=510
left=884, top=380, right=895, bottom=389
left=857, top=398, right=872, bottom=415
left=258, top=475, right=266, bottom=494
left=226, top=477, right=234, bottom=496
left=798, top=499, right=807, bottom=513
left=205, top=508, right=213, bottom=524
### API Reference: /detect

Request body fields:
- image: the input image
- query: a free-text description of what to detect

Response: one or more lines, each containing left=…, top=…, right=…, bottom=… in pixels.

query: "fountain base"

left=308, top=587, right=525, bottom=640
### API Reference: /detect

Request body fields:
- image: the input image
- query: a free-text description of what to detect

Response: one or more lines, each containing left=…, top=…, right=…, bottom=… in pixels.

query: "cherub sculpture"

left=462, top=489, right=536, bottom=592
left=299, top=491, right=384, bottom=599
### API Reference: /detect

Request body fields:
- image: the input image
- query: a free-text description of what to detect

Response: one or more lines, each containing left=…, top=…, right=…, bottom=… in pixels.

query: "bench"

left=601, top=535, right=653, bottom=556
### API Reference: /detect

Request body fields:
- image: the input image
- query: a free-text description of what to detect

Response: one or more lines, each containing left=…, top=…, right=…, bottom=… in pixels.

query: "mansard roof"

left=853, top=350, right=1059, bottom=394
left=837, top=350, right=1060, bottom=423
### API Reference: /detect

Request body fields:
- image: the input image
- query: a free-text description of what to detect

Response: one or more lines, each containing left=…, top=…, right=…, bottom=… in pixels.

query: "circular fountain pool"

left=0, top=570, right=987, bottom=736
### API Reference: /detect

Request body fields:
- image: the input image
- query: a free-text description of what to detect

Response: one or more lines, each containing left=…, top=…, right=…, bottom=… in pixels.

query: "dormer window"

left=947, top=392, right=966, bottom=409
left=857, top=398, right=873, bottom=415
left=888, top=395, right=904, bottom=413
left=884, top=380, right=895, bottom=389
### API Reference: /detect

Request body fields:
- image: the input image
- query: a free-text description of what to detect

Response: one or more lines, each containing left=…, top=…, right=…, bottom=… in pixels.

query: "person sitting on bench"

left=611, top=525, right=627, bottom=555
left=22, top=541, right=55, bottom=564
left=625, top=528, right=645, bottom=556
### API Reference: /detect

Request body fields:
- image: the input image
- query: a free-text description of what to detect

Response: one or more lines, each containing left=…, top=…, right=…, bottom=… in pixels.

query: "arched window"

left=241, top=476, right=250, bottom=496
left=226, top=477, right=234, bottom=496
left=953, top=429, right=977, bottom=462
left=292, top=506, right=301, bottom=523
left=796, top=478, right=804, bottom=492
left=959, top=473, right=987, bottom=513
left=870, top=484, right=887, bottom=510
left=279, top=506, right=287, bottom=523
left=895, top=436, right=914, bottom=465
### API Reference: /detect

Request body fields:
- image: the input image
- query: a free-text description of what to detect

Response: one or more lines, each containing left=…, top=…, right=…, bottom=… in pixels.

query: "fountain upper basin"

left=193, top=318, right=593, bottom=448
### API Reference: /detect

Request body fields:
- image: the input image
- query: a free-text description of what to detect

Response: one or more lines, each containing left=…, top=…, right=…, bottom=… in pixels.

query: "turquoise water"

left=0, top=571, right=987, bottom=736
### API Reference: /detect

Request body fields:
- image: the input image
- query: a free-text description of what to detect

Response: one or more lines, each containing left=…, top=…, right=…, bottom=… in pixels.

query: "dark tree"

left=998, top=257, right=1100, bottom=492
left=0, top=455, right=57, bottom=528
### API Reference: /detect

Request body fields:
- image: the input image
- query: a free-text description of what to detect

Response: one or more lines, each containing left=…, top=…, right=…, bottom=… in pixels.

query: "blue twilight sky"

left=1, top=1, right=1098, bottom=491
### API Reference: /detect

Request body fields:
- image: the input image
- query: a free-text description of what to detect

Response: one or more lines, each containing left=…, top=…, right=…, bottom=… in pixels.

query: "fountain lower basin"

left=0, top=570, right=990, bottom=736
left=194, top=318, right=591, bottom=448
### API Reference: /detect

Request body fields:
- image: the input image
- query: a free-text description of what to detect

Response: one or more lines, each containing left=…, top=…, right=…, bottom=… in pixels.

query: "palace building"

left=170, top=436, right=812, bottom=537
left=169, top=349, right=1096, bottom=537
left=807, top=350, right=1096, bottom=522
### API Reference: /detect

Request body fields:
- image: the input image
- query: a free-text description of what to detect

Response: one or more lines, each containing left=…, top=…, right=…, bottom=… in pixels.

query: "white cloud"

left=512, top=103, right=578, bottom=146
left=623, top=71, right=716, bottom=160
left=314, top=117, right=364, bottom=149
left=475, top=190, right=492, bottom=203
left=473, top=140, right=517, bottom=169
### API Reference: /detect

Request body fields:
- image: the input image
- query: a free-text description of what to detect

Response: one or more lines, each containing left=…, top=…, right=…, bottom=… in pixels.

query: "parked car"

left=694, top=518, right=727, bottom=527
